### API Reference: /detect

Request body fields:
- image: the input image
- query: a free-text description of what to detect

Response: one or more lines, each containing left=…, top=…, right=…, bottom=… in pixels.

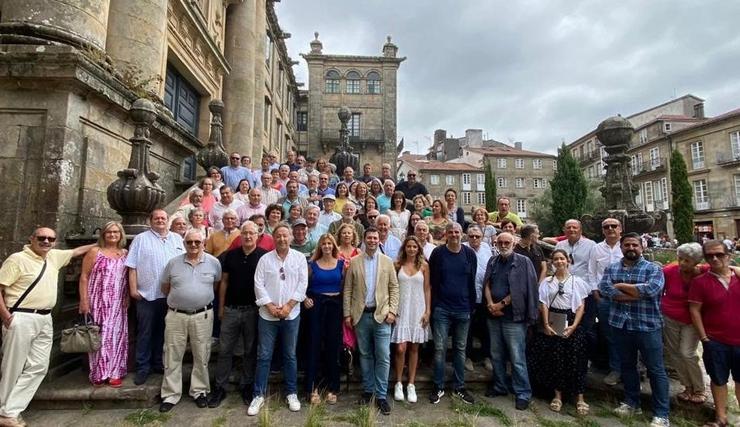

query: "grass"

left=451, top=398, right=513, bottom=426
left=440, top=413, right=478, bottom=427
left=257, top=396, right=275, bottom=427
left=305, top=401, right=328, bottom=427
left=333, top=404, right=377, bottom=427
left=123, top=409, right=171, bottom=426
left=212, top=414, right=228, bottom=427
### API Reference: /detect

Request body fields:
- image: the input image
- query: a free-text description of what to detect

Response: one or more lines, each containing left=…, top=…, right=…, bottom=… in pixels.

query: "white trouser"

left=160, top=309, right=213, bottom=404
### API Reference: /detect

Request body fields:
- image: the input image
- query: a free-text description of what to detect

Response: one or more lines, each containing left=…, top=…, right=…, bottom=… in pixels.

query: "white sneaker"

left=464, top=358, right=474, bottom=371
left=613, top=402, right=642, bottom=417
left=393, top=382, right=404, bottom=401
left=247, top=396, right=264, bottom=416
left=286, top=393, right=301, bottom=412
left=649, top=417, right=670, bottom=427
left=406, top=384, right=417, bottom=403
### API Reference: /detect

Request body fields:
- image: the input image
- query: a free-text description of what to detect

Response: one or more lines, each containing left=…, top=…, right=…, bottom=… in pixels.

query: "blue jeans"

left=304, top=294, right=343, bottom=393
left=254, top=316, right=300, bottom=397
left=355, top=311, right=391, bottom=399
left=135, top=298, right=167, bottom=374
left=487, top=318, right=531, bottom=401
left=613, top=328, right=670, bottom=418
left=432, top=306, right=470, bottom=390
left=598, top=298, right=621, bottom=373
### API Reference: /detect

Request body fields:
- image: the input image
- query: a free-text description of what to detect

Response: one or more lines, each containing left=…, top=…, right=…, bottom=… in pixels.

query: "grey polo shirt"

left=161, top=253, right=222, bottom=311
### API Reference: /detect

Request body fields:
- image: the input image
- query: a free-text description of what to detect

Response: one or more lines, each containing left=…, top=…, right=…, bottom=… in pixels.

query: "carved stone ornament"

left=196, top=99, right=229, bottom=173
left=107, top=98, right=167, bottom=235
left=330, top=106, right=359, bottom=174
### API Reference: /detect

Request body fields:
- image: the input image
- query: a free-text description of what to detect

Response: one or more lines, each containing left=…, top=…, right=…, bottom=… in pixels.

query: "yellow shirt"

left=205, top=229, right=240, bottom=257
left=0, top=245, right=74, bottom=310
left=487, top=211, right=524, bottom=227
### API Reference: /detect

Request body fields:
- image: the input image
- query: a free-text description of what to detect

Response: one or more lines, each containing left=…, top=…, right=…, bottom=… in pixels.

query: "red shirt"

left=688, top=271, right=740, bottom=346
left=227, top=233, right=275, bottom=253
left=661, top=263, right=709, bottom=324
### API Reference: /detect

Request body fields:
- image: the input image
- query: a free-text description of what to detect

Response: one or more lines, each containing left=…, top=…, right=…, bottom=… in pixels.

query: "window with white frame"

left=664, top=122, right=672, bottom=132
left=497, top=177, right=507, bottom=188
left=639, top=128, right=648, bottom=144
left=533, top=159, right=543, bottom=169
left=588, top=166, right=594, bottom=178
left=690, top=141, right=704, bottom=169
left=653, top=180, right=663, bottom=202
left=731, top=131, right=740, bottom=159
left=476, top=173, right=485, bottom=186
left=430, top=175, right=439, bottom=185
left=346, top=71, right=361, bottom=94
left=643, top=182, right=653, bottom=205
left=533, top=178, right=544, bottom=189
left=516, top=199, right=527, bottom=217
left=462, top=173, right=471, bottom=185
left=446, top=175, right=455, bottom=185
left=650, top=147, right=660, bottom=168
left=635, top=185, right=643, bottom=207
left=367, top=71, right=381, bottom=94
left=693, top=179, right=709, bottom=209
left=477, top=192, right=485, bottom=205
left=735, top=175, right=740, bottom=205
left=462, top=192, right=471, bottom=205
left=515, top=177, right=524, bottom=188
left=631, top=153, right=643, bottom=175
left=497, top=158, right=507, bottom=169
left=515, top=158, right=524, bottom=169
left=552, top=160, right=557, bottom=170
left=325, top=70, right=340, bottom=93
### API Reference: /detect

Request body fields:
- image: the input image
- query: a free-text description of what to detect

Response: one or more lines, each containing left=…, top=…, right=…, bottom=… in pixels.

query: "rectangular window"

left=265, top=33, right=272, bottom=67
left=653, top=180, right=663, bottom=202
left=296, top=111, right=308, bottom=131
left=533, top=159, right=543, bottom=169
left=164, top=66, right=200, bottom=136
left=735, top=175, right=740, bottom=205
left=430, top=175, right=439, bottom=185
left=446, top=175, right=455, bottom=185
left=497, top=158, right=507, bottom=169
left=690, top=141, right=704, bottom=169
left=693, top=179, right=709, bottom=210
left=263, top=98, right=271, bottom=131
left=348, top=113, right=360, bottom=136
left=477, top=192, right=485, bottom=205
left=476, top=173, right=485, bottom=186
left=660, top=178, right=668, bottom=201
left=325, top=79, right=340, bottom=93
left=639, top=128, right=648, bottom=144
left=462, top=192, right=471, bottom=205
left=462, top=173, right=471, bottom=185
left=664, top=122, right=672, bottom=132
left=552, top=160, right=557, bottom=170
left=650, top=147, right=660, bottom=169
left=346, top=79, right=361, bottom=94
left=368, top=79, right=381, bottom=94
left=643, top=182, right=653, bottom=205
left=731, top=131, right=740, bottom=159
left=533, top=178, right=544, bottom=189
left=515, top=177, right=524, bottom=188
left=515, top=159, right=524, bottom=169
left=516, top=199, right=526, bottom=218
left=635, top=185, right=643, bottom=207
left=497, top=177, right=507, bottom=188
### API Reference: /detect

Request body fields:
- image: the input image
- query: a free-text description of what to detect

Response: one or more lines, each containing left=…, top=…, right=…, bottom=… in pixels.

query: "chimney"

left=465, top=129, right=483, bottom=147
left=434, top=129, right=447, bottom=146
left=693, top=103, right=705, bottom=119
left=514, top=141, right=523, bottom=150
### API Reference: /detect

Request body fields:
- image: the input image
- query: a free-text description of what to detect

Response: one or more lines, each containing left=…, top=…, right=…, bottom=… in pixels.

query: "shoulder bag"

left=60, top=314, right=101, bottom=353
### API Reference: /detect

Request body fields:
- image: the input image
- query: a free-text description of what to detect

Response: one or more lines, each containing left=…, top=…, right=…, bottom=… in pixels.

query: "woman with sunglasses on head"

left=528, top=249, right=591, bottom=416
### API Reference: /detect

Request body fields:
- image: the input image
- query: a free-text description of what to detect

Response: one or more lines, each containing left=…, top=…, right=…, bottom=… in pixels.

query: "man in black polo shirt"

left=513, top=224, right=547, bottom=283
left=208, top=221, right=267, bottom=407
left=395, top=170, right=428, bottom=200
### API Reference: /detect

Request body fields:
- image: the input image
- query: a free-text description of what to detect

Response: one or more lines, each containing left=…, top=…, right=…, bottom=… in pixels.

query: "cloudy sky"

left=275, top=1, right=740, bottom=155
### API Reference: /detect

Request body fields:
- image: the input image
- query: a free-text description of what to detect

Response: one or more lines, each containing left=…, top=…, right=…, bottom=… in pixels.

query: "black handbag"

left=60, top=314, right=101, bottom=353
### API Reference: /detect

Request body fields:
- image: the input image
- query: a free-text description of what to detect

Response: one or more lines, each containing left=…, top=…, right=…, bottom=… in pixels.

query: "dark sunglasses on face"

left=602, top=224, right=619, bottom=230
left=705, top=252, right=727, bottom=260
left=36, top=236, right=56, bottom=243
left=185, top=240, right=202, bottom=246
left=468, top=235, right=482, bottom=239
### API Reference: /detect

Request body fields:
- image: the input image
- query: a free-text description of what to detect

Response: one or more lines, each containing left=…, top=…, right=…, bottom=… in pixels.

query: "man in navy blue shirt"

left=428, top=222, right=477, bottom=405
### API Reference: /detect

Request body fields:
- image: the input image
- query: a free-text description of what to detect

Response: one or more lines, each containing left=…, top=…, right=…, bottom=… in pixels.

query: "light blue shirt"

left=361, top=234, right=401, bottom=261
left=555, top=236, right=596, bottom=281
left=377, top=194, right=392, bottom=214
left=308, top=223, right=328, bottom=243
left=363, top=250, right=379, bottom=308
left=125, top=230, right=185, bottom=301
left=464, top=242, right=494, bottom=303
left=220, top=165, right=253, bottom=191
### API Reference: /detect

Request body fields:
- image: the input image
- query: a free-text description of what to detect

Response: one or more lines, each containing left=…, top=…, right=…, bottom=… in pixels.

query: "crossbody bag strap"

left=10, top=259, right=47, bottom=312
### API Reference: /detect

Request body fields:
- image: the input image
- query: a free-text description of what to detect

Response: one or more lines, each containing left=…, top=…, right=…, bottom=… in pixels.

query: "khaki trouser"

left=0, top=312, right=53, bottom=417
left=662, top=314, right=705, bottom=392
left=160, top=308, right=213, bottom=404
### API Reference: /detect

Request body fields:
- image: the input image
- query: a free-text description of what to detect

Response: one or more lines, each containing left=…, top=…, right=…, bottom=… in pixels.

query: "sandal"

left=689, top=391, right=707, bottom=404
left=310, top=391, right=321, bottom=405
left=549, top=398, right=562, bottom=412
left=326, top=392, right=337, bottom=405
left=677, top=389, right=692, bottom=402
left=576, top=401, right=590, bottom=416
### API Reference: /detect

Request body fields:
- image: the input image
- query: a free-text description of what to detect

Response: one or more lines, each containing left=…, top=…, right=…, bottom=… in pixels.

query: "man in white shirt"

left=210, top=186, right=244, bottom=231
left=318, top=195, right=341, bottom=228
left=248, top=224, right=308, bottom=416
left=463, top=225, right=494, bottom=371
left=373, top=215, right=401, bottom=260
left=305, top=205, right=328, bottom=243
left=258, top=172, right=281, bottom=206
left=237, top=188, right=266, bottom=223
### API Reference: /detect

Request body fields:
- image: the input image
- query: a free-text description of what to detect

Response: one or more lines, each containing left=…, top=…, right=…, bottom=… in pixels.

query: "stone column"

left=222, top=0, right=256, bottom=157
left=105, top=0, right=168, bottom=97
left=0, top=0, right=110, bottom=50
left=251, top=0, right=267, bottom=159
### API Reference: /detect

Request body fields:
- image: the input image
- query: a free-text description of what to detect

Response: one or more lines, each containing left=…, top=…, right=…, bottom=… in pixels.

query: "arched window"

left=346, top=71, right=361, bottom=94
left=325, top=70, right=340, bottom=93
left=367, top=71, right=381, bottom=94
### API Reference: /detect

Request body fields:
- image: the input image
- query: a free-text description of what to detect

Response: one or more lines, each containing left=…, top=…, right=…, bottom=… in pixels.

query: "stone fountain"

left=330, top=106, right=360, bottom=174
left=581, top=115, right=666, bottom=236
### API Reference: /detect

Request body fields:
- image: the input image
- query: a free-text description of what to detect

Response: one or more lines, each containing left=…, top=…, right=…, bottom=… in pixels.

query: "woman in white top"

left=388, top=191, right=411, bottom=240
left=528, top=249, right=591, bottom=416
left=391, top=236, right=430, bottom=404
left=471, top=207, right=497, bottom=246
left=413, top=220, right=436, bottom=261
left=234, top=179, right=251, bottom=204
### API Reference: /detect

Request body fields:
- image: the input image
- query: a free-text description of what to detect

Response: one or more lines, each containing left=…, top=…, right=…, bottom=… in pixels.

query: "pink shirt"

left=661, top=263, right=708, bottom=324
left=688, top=271, right=740, bottom=346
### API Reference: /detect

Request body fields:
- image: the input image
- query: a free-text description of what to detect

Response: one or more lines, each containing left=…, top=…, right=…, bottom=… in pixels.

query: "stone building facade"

left=300, top=33, right=405, bottom=172
left=397, top=155, right=482, bottom=214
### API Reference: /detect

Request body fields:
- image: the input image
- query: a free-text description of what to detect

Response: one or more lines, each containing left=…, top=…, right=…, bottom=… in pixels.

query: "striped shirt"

left=598, top=257, right=664, bottom=332
left=125, top=230, right=185, bottom=301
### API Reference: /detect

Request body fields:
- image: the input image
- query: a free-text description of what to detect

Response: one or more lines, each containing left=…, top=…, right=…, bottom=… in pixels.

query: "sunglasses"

left=279, top=267, right=286, bottom=281
left=35, top=236, right=56, bottom=243
left=185, top=240, right=202, bottom=246
left=231, top=157, right=240, bottom=160
left=705, top=252, right=728, bottom=260
left=602, top=224, right=619, bottom=230
left=408, top=174, right=416, bottom=177
left=557, top=282, right=565, bottom=295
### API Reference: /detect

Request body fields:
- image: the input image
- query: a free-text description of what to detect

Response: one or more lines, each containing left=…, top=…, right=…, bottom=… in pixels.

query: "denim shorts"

left=702, top=339, right=740, bottom=386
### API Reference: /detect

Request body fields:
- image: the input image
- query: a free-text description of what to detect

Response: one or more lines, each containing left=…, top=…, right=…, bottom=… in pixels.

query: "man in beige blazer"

left=343, top=227, right=399, bottom=415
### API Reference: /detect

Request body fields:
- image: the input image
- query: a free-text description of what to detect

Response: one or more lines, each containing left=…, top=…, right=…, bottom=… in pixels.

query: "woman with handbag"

left=527, top=249, right=591, bottom=415
left=78, top=221, right=129, bottom=387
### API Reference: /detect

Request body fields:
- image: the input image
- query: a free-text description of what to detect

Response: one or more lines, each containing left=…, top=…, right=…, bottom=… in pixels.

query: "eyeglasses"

left=705, top=252, right=728, bottom=260
left=368, top=215, right=378, bottom=219
left=279, top=267, right=286, bottom=281
left=185, top=240, right=202, bottom=246
left=408, top=174, right=416, bottom=177
left=231, top=157, right=240, bottom=160
left=468, top=235, right=482, bottom=239
left=35, top=236, right=56, bottom=243
left=602, top=224, right=619, bottom=230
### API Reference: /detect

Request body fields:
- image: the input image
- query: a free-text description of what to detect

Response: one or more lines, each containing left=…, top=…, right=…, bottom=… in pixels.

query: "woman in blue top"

left=304, top=233, right=345, bottom=405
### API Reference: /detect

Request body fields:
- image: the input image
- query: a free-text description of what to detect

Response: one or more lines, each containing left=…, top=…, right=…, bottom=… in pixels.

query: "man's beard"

left=624, top=250, right=640, bottom=261
left=499, top=248, right=513, bottom=258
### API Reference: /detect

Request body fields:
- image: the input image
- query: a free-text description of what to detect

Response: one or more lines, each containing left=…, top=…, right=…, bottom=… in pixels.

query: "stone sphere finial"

left=338, top=106, right=351, bottom=124
left=596, top=115, right=634, bottom=156
left=130, top=98, right=157, bottom=126
left=314, top=31, right=319, bottom=40
left=209, top=99, right=224, bottom=115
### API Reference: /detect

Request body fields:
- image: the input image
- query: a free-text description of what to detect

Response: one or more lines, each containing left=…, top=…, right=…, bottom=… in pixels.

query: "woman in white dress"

left=388, top=191, right=411, bottom=240
left=391, top=236, right=431, bottom=403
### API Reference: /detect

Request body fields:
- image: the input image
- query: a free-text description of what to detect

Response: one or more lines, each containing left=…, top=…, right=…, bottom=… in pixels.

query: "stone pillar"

left=105, top=0, right=168, bottom=96
left=0, top=0, right=110, bottom=50
left=251, top=0, right=267, bottom=159
left=222, top=0, right=256, bottom=157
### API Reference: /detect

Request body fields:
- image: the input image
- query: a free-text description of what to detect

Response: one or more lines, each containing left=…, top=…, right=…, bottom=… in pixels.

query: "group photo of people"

left=0, top=150, right=738, bottom=427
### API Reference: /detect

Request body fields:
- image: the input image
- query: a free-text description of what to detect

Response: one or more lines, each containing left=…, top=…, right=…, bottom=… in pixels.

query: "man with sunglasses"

left=0, top=228, right=94, bottom=426
left=221, top=152, right=253, bottom=191
left=158, top=229, right=221, bottom=413
left=587, top=218, right=624, bottom=386
left=688, top=240, right=740, bottom=427
left=395, top=170, right=428, bottom=201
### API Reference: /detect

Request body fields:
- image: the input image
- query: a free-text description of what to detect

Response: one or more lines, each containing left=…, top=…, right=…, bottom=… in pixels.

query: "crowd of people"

left=0, top=150, right=737, bottom=427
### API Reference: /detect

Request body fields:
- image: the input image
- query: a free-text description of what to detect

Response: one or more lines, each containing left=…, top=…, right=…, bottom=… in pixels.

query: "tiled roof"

left=465, top=147, right=556, bottom=158
left=671, top=107, right=740, bottom=135
left=399, top=156, right=480, bottom=172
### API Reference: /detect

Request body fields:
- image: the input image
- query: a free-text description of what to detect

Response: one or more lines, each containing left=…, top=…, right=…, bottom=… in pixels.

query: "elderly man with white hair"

left=159, top=229, right=222, bottom=413
left=371, top=215, right=401, bottom=260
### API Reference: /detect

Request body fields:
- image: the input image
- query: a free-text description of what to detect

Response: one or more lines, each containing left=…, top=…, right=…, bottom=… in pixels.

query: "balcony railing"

left=321, top=127, right=385, bottom=143
left=631, top=157, right=666, bottom=176
left=579, top=150, right=601, bottom=165
left=695, top=200, right=711, bottom=211
left=716, top=151, right=740, bottom=167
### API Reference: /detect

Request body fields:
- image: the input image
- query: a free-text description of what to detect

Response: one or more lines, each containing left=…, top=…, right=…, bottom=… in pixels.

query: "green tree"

left=549, top=143, right=589, bottom=228
left=484, top=159, right=497, bottom=211
left=670, top=149, right=694, bottom=243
